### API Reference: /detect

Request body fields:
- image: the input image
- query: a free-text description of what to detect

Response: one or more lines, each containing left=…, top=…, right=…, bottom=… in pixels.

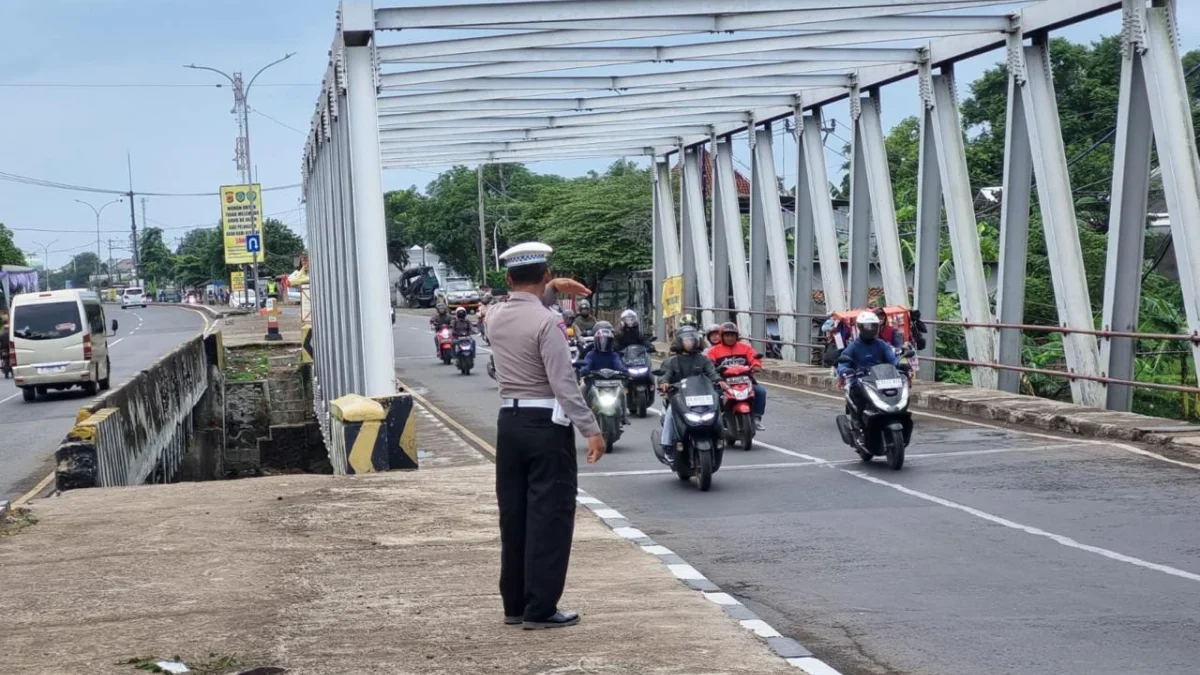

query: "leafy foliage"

left=0, top=223, right=25, bottom=266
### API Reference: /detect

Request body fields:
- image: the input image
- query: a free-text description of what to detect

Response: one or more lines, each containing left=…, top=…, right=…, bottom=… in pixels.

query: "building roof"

left=670, top=147, right=751, bottom=198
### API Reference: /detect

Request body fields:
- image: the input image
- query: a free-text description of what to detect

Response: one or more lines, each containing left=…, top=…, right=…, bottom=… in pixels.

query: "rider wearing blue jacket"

left=579, top=322, right=629, bottom=423
left=837, top=311, right=901, bottom=411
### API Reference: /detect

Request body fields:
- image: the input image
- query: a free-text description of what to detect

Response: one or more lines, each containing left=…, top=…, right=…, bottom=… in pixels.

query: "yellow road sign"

left=220, top=184, right=265, bottom=265
left=230, top=271, right=245, bottom=292
left=661, top=275, right=683, bottom=318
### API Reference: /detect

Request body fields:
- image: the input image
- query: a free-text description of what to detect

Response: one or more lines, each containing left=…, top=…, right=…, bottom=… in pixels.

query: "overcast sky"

left=2, top=1, right=1197, bottom=271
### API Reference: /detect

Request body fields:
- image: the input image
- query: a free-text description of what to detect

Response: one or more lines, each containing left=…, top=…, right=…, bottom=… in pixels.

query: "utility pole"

left=127, top=153, right=140, bottom=281
left=477, top=164, right=487, bottom=285
left=74, top=197, right=123, bottom=289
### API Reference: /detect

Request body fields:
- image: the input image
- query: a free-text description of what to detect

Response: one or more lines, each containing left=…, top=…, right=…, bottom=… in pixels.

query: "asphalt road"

left=392, top=309, right=1200, bottom=675
left=0, top=304, right=208, bottom=501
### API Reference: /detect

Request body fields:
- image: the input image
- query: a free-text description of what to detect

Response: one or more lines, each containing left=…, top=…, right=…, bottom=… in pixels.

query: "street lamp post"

left=74, top=198, right=123, bottom=288
left=29, top=240, right=57, bottom=291
left=184, top=54, right=295, bottom=308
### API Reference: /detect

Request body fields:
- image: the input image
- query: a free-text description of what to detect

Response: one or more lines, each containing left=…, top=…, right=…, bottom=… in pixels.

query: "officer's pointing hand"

left=549, top=278, right=592, bottom=297
left=586, top=434, right=605, bottom=463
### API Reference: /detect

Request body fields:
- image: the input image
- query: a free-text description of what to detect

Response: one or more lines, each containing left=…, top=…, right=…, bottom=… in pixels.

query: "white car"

left=121, top=287, right=147, bottom=309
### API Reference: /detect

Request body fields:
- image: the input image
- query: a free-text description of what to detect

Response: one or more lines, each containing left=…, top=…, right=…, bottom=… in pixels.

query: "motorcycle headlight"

left=597, top=392, right=620, bottom=408
left=628, top=367, right=648, bottom=376
left=684, top=411, right=716, bottom=424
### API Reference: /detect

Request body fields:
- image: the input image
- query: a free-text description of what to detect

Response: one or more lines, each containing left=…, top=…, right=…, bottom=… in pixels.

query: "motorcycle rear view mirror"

left=651, top=368, right=665, bottom=377
left=837, top=354, right=853, bottom=365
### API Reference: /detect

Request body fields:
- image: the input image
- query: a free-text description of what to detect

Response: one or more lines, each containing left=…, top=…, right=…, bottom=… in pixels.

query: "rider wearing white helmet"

left=615, top=309, right=648, bottom=350
left=836, top=311, right=902, bottom=405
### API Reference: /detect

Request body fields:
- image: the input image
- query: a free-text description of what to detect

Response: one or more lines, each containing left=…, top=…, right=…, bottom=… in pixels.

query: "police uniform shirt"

left=487, top=290, right=601, bottom=437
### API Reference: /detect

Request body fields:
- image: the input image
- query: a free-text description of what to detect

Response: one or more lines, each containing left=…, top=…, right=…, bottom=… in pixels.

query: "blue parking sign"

left=245, top=234, right=262, bottom=254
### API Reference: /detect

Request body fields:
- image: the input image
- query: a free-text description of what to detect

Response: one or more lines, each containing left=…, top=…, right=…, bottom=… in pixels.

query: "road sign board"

left=245, top=234, right=262, bottom=254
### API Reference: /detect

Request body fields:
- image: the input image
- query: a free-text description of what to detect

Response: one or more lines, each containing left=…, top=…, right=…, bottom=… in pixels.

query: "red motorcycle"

left=719, top=364, right=757, bottom=450
left=436, top=326, right=454, bottom=365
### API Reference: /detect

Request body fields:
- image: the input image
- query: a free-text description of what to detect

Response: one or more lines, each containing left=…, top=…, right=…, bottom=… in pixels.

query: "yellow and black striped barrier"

left=329, top=393, right=418, bottom=474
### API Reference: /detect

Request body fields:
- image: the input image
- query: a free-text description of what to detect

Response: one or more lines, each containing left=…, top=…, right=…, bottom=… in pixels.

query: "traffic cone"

left=265, top=313, right=282, bottom=342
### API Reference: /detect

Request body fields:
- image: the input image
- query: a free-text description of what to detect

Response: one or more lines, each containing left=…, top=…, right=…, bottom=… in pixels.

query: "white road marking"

left=759, top=378, right=1200, bottom=471
left=845, top=469, right=1200, bottom=584
left=0, top=392, right=21, bottom=404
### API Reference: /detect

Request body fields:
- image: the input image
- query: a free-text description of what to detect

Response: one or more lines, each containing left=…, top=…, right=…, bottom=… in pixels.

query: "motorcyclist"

left=707, top=322, right=767, bottom=431
left=837, top=311, right=902, bottom=414
left=615, top=309, right=651, bottom=350
left=451, top=307, right=474, bottom=338
left=874, top=307, right=905, bottom=350
left=703, top=323, right=722, bottom=355
left=430, top=301, right=454, bottom=356
left=579, top=321, right=629, bottom=424
left=657, top=327, right=727, bottom=463
left=679, top=313, right=700, bottom=332
left=575, top=298, right=598, bottom=334
left=0, top=317, right=10, bottom=379
left=477, top=292, right=493, bottom=341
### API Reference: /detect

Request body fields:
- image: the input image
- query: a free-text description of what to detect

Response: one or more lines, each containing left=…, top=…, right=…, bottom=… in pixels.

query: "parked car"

left=121, top=286, right=147, bottom=309
left=8, top=290, right=118, bottom=401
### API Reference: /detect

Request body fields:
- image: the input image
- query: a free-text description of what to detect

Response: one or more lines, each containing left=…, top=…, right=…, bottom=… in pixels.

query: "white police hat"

left=499, top=242, right=553, bottom=268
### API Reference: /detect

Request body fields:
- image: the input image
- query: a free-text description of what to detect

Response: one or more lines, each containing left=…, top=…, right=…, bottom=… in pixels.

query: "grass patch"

left=121, top=652, right=248, bottom=674
left=224, top=346, right=272, bottom=382
left=0, top=507, right=38, bottom=537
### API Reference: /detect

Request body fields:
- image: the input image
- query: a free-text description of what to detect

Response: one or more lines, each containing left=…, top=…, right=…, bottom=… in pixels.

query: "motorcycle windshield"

left=867, top=364, right=902, bottom=382
left=673, top=375, right=717, bottom=411
left=623, top=345, right=648, bottom=360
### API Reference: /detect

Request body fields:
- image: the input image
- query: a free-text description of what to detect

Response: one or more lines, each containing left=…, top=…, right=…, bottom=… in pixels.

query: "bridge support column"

left=1012, top=34, right=1106, bottom=407
left=653, top=157, right=683, bottom=339
left=713, top=137, right=752, bottom=336
left=751, top=125, right=796, bottom=361
left=914, top=68, right=941, bottom=383
left=849, top=88, right=908, bottom=310
left=925, top=63, right=998, bottom=390
left=795, top=108, right=846, bottom=360
left=681, top=145, right=715, bottom=328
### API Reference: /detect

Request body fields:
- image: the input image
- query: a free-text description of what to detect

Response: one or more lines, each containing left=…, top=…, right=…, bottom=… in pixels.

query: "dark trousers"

left=496, top=406, right=577, bottom=620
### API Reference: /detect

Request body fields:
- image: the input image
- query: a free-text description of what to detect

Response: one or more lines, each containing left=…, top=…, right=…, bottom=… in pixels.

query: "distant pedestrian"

left=486, top=241, right=605, bottom=630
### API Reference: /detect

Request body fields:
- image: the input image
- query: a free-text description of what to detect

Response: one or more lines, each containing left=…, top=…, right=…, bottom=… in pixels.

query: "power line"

left=248, top=106, right=306, bottom=135
left=0, top=82, right=315, bottom=89
left=0, top=170, right=299, bottom=197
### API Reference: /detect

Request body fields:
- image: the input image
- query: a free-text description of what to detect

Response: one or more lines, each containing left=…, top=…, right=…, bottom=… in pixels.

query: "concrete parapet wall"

left=329, top=393, right=418, bottom=475
left=56, top=333, right=219, bottom=490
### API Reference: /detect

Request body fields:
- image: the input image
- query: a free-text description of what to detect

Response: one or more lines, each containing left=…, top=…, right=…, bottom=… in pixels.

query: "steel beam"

left=913, top=101, right=940, bottom=382
left=792, top=112, right=816, bottom=353
left=799, top=108, right=847, bottom=314
left=859, top=89, right=909, bottom=307
left=847, top=92, right=872, bottom=309
left=751, top=126, right=796, bottom=360
left=930, top=67, right=997, bottom=390
left=1100, top=41, right=1152, bottom=411
left=1018, top=36, right=1105, bottom=407
left=713, top=137, right=752, bottom=335
left=682, top=146, right=715, bottom=328
left=381, top=123, right=715, bottom=143
left=380, top=110, right=753, bottom=132
left=394, top=47, right=923, bottom=65
left=749, top=130, right=769, bottom=343
left=374, top=1, right=1015, bottom=30
left=653, top=159, right=667, bottom=342
left=380, top=88, right=810, bottom=112
left=1141, top=3, right=1200, bottom=397
left=995, top=35, right=1034, bottom=395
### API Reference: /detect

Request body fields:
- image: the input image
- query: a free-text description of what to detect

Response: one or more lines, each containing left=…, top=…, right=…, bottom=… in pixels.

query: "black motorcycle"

left=835, top=360, right=912, bottom=470
left=584, top=368, right=626, bottom=453
left=621, top=344, right=654, bottom=418
left=652, top=373, right=723, bottom=492
left=454, top=336, right=476, bottom=375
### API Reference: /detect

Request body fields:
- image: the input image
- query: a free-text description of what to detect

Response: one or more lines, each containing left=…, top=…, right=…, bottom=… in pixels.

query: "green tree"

left=0, top=223, right=25, bottom=266
left=67, top=252, right=104, bottom=288
left=384, top=187, right=427, bottom=269
left=262, top=218, right=305, bottom=277
left=138, top=227, right=175, bottom=288
left=174, top=226, right=225, bottom=289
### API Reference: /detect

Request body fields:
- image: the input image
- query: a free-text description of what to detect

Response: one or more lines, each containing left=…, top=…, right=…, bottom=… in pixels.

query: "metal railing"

left=681, top=305, right=1200, bottom=396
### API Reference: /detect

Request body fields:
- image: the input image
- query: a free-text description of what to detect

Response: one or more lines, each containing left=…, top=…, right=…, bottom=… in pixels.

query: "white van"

left=8, top=290, right=118, bottom=402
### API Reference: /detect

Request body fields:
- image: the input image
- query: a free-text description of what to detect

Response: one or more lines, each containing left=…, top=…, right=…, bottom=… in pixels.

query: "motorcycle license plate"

left=685, top=395, right=714, bottom=407
left=726, top=376, right=751, bottom=385
left=875, top=378, right=903, bottom=389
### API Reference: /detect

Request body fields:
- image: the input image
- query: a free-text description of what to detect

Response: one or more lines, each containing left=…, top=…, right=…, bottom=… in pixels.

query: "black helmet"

left=455, top=307, right=467, bottom=319
left=578, top=298, right=591, bottom=314
left=436, top=301, right=448, bottom=313
left=676, top=327, right=701, bottom=354
left=593, top=320, right=615, bottom=353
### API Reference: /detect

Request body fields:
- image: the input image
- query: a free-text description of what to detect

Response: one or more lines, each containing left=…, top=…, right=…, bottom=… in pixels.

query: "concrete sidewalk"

left=0, top=404, right=797, bottom=674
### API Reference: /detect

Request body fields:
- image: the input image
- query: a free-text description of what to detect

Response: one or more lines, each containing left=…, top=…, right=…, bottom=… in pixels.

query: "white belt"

left=501, top=397, right=556, bottom=409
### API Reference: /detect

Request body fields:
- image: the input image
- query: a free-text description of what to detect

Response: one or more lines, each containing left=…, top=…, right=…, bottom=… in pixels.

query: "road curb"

left=0, top=500, right=9, bottom=518
left=574, top=490, right=843, bottom=674
left=397, top=376, right=844, bottom=674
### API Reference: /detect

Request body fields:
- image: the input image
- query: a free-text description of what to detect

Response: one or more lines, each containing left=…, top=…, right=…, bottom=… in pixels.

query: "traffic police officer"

left=487, top=242, right=606, bottom=630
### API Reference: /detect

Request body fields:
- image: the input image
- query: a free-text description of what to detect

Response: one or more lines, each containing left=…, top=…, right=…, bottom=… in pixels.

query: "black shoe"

left=523, top=610, right=580, bottom=630
left=504, top=615, right=523, bottom=626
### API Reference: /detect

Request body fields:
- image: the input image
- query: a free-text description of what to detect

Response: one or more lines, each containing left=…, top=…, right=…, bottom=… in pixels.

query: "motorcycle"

left=651, top=372, right=724, bottom=492
left=719, top=364, right=757, bottom=450
left=835, top=359, right=912, bottom=470
left=436, top=326, right=454, bottom=365
left=584, top=368, right=626, bottom=453
left=621, top=344, right=654, bottom=418
left=454, top=336, right=476, bottom=375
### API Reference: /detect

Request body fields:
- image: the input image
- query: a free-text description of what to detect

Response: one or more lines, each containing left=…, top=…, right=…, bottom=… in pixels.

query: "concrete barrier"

left=55, top=332, right=223, bottom=490
left=328, top=393, right=418, bottom=475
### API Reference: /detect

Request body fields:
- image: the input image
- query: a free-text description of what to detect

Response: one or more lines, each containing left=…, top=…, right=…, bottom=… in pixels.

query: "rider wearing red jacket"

left=706, top=322, right=767, bottom=430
